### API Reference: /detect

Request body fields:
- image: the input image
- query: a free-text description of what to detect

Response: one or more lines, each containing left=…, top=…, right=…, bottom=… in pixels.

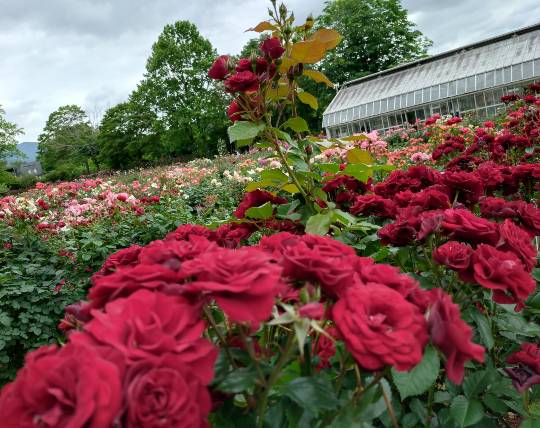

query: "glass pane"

left=431, top=85, right=439, bottom=100
left=503, top=66, right=511, bottom=83
left=407, top=92, right=414, bottom=106
left=495, top=68, right=503, bottom=85
left=535, top=59, right=540, bottom=77
left=487, top=106, right=496, bottom=116
left=457, top=79, right=466, bottom=94
left=466, top=76, right=475, bottom=92
left=448, top=81, right=457, bottom=97
left=347, top=108, right=353, bottom=121
left=415, top=108, right=425, bottom=120
left=459, top=95, right=475, bottom=111
left=367, top=103, right=373, bottom=116
left=476, top=74, right=486, bottom=90
left=401, top=94, right=407, bottom=108
left=381, top=99, right=387, bottom=113
left=485, top=90, right=496, bottom=106
left=523, top=61, right=533, bottom=79
left=485, top=71, right=494, bottom=87
left=389, top=114, right=398, bottom=127
left=512, top=64, right=523, bottom=81
left=494, top=88, right=504, bottom=102
left=414, top=90, right=422, bottom=104
left=423, top=87, right=431, bottom=102
left=361, top=104, right=367, bottom=117
left=440, top=83, right=448, bottom=98
left=475, top=93, right=486, bottom=107
left=440, top=102, right=449, bottom=116
left=353, top=121, right=361, bottom=133
left=373, top=101, right=380, bottom=115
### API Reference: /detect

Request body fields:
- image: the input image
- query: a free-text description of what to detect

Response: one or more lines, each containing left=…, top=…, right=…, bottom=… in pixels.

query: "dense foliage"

left=1, top=2, right=539, bottom=427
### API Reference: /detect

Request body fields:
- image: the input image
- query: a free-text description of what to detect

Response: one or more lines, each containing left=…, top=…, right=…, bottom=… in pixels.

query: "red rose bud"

left=299, top=302, right=325, bottom=320
left=260, top=37, right=285, bottom=60
left=208, top=55, right=230, bottom=80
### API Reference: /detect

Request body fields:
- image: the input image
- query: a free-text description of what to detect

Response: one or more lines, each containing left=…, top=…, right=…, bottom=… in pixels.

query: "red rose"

left=123, top=354, right=212, bottom=428
left=208, top=55, right=230, bottom=80
left=496, top=219, right=537, bottom=272
left=441, top=209, right=499, bottom=245
left=235, top=58, right=252, bottom=72
left=312, top=328, right=337, bottom=370
left=260, top=37, right=285, bottom=59
left=333, top=284, right=428, bottom=371
left=181, top=247, right=283, bottom=323
left=441, top=171, right=484, bottom=205
left=213, top=222, right=255, bottom=248
left=378, top=219, right=417, bottom=246
left=475, top=162, right=504, bottom=192
left=350, top=194, right=397, bottom=218
left=472, top=244, right=536, bottom=309
left=74, top=290, right=217, bottom=384
left=409, top=189, right=450, bottom=211
left=234, top=189, right=287, bottom=219
left=165, top=224, right=214, bottom=242
left=138, top=235, right=218, bottom=271
left=89, top=264, right=182, bottom=310
left=432, top=241, right=474, bottom=281
left=417, top=209, right=445, bottom=240
left=394, top=190, right=415, bottom=207
left=0, top=344, right=122, bottom=427
left=515, top=201, right=540, bottom=236
left=505, top=343, right=540, bottom=392
left=224, top=71, right=259, bottom=93
left=427, top=289, right=484, bottom=383
left=92, top=244, right=142, bottom=280
left=479, top=196, right=518, bottom=219
left=227, top=100, right=243, bottom=122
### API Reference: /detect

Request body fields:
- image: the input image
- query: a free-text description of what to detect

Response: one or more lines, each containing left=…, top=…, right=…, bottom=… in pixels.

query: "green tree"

left=139, top=21, right=229, bottom=158
left=239, top=35, right=266, bottom=59
left=0, top=105, right=22, bottom=161
left=298, top=0, right=432, bottom=130
left=37, top=105, right=100, bottom=174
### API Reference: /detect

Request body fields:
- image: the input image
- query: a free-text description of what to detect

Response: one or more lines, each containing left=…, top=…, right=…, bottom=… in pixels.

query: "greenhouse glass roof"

left=322, top=23, right=540, bottom=130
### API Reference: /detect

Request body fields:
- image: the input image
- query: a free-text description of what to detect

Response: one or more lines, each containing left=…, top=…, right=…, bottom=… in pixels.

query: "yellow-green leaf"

left=308, top=28, right=342, bottom=50
left=340, top=134, right=370, bottom=142
left=247, top=21, right=276, bottom=32
left=290, top=40, right=327, bottom=64
left=281, top=183, right=299, bottom=194
left=303, top=69, right=334, bottom=88
left=297, top=91, right=318, bottom=110
left=267, top=83, right=289, bottom=100
left=279, top=57, right=297, bottom=73
left=346, top=148, right=373, bottom=164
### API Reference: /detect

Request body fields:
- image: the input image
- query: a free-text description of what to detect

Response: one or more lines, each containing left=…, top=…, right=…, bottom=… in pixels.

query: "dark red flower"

left=479, top=196, right=518, bottom=219
left=515, top=201, right=540, bottom=236
left=312, top=328, right=337, bottom=370
left=442, top=171, right=484, bottom=205
left=234, top=189, right=287, bottom=219
left=441, top=209, right=499, bottom=245
left=350, top=194, right=397, bottom=218
left=208, top=55, right=230, bottom=80
left=299, top=302, right=325, bottom=320
left=213, top=223, right=255, bottom=248
left=123, top=354, right=213, bottom=427
left=0, top=343, right=122, bottom=427
left=505, top=343, right=540, bottom=392
left=260, top=37, right=285, bottom=60
left=427, top=289, right=484, bottom=383
left=472, top=244, right=536, bottom=309
left=74, top=290, right=217, bottom=384
left=333, top=284, right=428, bottom=371
left=378, top=218, right=417, bottom=246
left=181, top=247, right=283, bottom=323
left=227, top=100, right=243, bottom=122
left=224, top=71, right=259, bottom=93
left=501, top=93, right=520, bottom=103
left=165, top=224, right=213, bottom=242
left=445, top=116, right=463, bottom=125
left=409, top=188, right=451, bottom=211
left=92, top=244, right=142, bottom=280
left=432, top=241, right=474, bottom=281
left=496, top=219, right=537, bottom=272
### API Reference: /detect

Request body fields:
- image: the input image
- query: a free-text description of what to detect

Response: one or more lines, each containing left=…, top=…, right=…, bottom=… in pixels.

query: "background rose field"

left=1, top=2, right=540, bottom=427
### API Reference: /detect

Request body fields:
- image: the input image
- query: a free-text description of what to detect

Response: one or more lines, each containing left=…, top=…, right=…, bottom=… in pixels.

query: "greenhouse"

left=323, top=23, right=540, bottom=137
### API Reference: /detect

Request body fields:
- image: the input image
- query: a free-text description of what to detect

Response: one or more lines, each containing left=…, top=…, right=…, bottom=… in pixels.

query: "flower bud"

left=279, top=3, right=287, bottom=18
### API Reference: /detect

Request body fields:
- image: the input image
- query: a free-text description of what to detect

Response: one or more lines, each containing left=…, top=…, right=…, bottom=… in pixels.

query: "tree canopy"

left=0, top=105, right=22, bottom=162
left=38, top=105, right=100, bottom=174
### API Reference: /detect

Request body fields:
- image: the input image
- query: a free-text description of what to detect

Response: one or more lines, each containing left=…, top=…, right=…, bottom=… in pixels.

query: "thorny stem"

left=203, top=305, right=237, bottom=369
left=256, top=330, right=296, bottom=428
left=238, top=324, right=267, bottom=388
left=381, top=383, right=399, bottom=428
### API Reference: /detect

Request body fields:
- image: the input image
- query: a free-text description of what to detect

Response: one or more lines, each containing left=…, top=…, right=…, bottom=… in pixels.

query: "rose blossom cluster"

left=0, top=213, right=487, bottom=425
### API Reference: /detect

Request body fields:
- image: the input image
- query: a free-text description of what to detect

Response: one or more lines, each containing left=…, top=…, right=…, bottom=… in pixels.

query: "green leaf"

left=280, top=376, right=339, bottom=416
left=450, top=395, right=484, bottom=427
left=217, top=367, right=258, bottom=393
left=303, top=69, right=334, bottom=88
left=297, top=91, right=318, bottom=110
left=462, top=370, right=492, bottom=399
left=305, top=213, right=332, bottom=235
left=342, top=164, right=372, bottom=182
left=470, top=310, right=494, bottom=350
left=521, top=418, right=540, bottom=428
left=282, top=117, right=309, bottom=133
left=392, top=345, right=440, bottom=400
left=483, top=394, right=507, bottom=414
left=346, top=148, right=373, bottom=164
left=245, top=202, right=274, bottom=219
left=315, top=163, right=340, bottom=174
left=260, top=168, right=289, bottom=184
left=227, top=121, right=265, bottom=143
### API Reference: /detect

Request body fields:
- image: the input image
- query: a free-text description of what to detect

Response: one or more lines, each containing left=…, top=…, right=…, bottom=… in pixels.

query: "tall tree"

left=38, top=105, right=100, bottom=174
left=298, top=0, right=432, bottom=130
left=139, top=21, right=229, bottom=158
left=0, top=105, right=22, bottom=161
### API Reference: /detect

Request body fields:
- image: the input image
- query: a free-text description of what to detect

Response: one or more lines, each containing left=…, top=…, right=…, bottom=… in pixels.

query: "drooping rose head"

left=333, top=284, right=428, bottom=371
left=496, top=219, right=537, bottom=272
left=260, top=37, right=285, bottom=59
left=0, top=343, right=122, bottom=428
left=208, top=55, right=230, bottom=80
left=505, top=343, right=540, bottom=392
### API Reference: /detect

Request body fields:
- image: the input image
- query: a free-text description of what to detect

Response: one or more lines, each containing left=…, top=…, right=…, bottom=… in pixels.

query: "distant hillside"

left=6, top=142, right=38, bottom=164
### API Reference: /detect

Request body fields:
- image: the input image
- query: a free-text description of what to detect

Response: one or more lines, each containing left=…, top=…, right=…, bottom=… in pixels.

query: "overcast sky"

left=1, top=0, right=539, bottom=142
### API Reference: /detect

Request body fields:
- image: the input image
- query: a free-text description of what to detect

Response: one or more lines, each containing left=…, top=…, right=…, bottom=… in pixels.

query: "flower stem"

left=381, top=382, right=399, bottom=428
left=203, top=305, right=237, bottom=369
